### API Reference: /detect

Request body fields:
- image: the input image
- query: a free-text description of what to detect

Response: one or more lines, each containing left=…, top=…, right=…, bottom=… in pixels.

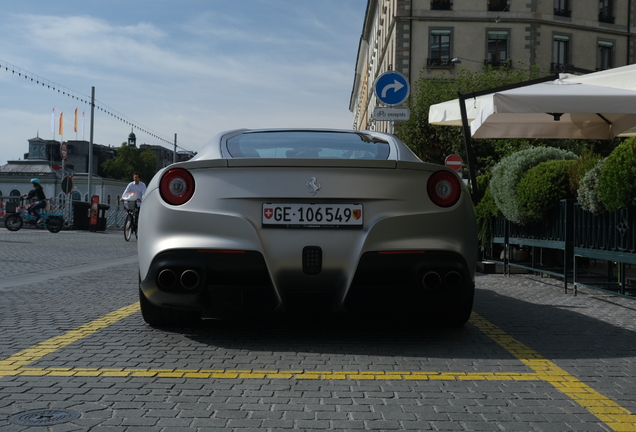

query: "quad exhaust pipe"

left=422, top=270, right=463, bottom=290
left=180, top=269, right=200, bottom=290
left=157, top=269, right=200, bottom=290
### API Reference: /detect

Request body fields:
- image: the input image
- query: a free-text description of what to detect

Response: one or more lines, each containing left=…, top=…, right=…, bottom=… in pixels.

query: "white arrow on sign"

left=381, top=80, right=405, bottom=98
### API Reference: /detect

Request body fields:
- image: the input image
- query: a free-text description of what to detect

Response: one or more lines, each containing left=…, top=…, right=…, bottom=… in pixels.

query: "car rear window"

left=226, top=131, right=390, bottom=160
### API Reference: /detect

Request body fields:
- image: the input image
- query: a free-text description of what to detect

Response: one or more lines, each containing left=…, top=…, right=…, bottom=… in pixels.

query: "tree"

left=395, top=65, right=544, bottom=171
left=101, top=142, right=157, bottom=183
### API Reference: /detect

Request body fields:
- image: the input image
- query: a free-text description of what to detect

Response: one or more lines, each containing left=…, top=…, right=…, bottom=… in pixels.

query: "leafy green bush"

left=569, top=149, right=601, bottom=195
left=598, top=137, right=636, bottom=212
left=578, top=158, right=607, bottom=215
left=474, top=174, right=499, bottom=255
left=490, top=147, right=577, bottom=225
left=516, top=160, right=577, bottom=224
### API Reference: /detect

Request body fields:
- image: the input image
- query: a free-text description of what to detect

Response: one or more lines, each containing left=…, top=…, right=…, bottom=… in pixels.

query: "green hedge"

left=490, top=147, right=577, bottom=225
left=516, top=160, right=577, bottom=224
left=578, top=158, right=606, bottom=215
left=475, top=174, right=499, bottom=255
left=598, top=137, right=636, bottom=212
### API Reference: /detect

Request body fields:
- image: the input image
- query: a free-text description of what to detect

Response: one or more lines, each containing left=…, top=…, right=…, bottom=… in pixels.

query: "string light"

left=0, top=57, right=193, bottom=153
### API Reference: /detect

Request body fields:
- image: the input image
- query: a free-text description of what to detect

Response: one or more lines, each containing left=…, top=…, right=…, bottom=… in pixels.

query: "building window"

left=599, top=0, right=615, bottom=23
left=488, top=0, right=509, bottom=12
left=552, top=35, right=571, bottom=71
left=428, top=29, right=453, bottom=66
left=10, top=189, right=21, bottom=198
left=431, top=0, right=452, bottom=10
left=486, top=30, right=509, bottom=66
left=597, top=40, right=614, bottom=70
left=554, top=0, right=571, bottom=17
left=71, top=190, right=81, bottom=201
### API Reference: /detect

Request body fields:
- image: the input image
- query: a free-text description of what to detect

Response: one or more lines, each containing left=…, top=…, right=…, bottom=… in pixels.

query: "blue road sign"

left=374, top=71, right=410, bottom=106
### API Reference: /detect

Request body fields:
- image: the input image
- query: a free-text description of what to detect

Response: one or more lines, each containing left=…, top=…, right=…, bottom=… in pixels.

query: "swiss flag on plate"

left=263, top=208, right=273, bottom=219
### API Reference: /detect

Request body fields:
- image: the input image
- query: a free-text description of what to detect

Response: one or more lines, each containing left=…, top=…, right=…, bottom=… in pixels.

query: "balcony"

left=484, top=59, right=511, bottom=68
left=599, top=12, right=615, bottom=24
left=431, top=0, right=452, bottom=10
left=427, top=58, right=454, bottom=68
left=551, top=62, right=572, bottom=72
left=554, top=8, right=571, bottom=17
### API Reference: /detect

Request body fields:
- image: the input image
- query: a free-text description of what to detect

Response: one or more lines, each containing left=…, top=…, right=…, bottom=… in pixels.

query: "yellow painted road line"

left=470, top=312, right=636, bottom=432
left=0, top=303, right=140, bottom=377
left=0, top=302, right=634, bottom=431
left=1, top=367, right=542, bottom=381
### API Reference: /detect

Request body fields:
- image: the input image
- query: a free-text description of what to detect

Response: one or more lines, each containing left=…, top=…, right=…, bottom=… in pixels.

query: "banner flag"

left=50, top=108, right=55, bottom=133
left=74, top=108, right=78, bottom=133
left=59, top=112, right=63, bottom=136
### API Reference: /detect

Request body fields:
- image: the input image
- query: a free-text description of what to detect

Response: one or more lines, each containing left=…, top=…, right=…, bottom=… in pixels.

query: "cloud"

left=0, top=2, right=365, bottom=165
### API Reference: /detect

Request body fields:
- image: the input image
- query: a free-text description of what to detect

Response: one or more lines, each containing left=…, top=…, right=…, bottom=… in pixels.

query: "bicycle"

left=4, top=198, right=64, bottom=233
left=123, top=199, right=141, bottom=241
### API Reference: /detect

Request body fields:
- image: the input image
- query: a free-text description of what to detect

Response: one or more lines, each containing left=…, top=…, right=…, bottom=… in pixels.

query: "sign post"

left=445, top=154, right=464, bottom=179
left=445, top=154, right=463, bottom=172
left=60, top=141, right=68, bottom=159
left=373, top=71, right=410, bottom=133
left=60, top=141, right=70, bottom=220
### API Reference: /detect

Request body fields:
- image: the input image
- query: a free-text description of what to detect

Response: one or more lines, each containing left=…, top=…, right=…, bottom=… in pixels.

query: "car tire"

left=139, top=288, right=201, bottom=327
left=443, top=294, right=474, bottom=327
left=4, top=214, right=23, bottom=231
left=47, top=217, right=63, bottom=233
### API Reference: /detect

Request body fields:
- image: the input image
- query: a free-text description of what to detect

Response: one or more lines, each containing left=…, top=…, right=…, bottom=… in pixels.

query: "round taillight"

left=160, top=168, right=195, bottom=205
left=427, top=170, right=461, bottom=208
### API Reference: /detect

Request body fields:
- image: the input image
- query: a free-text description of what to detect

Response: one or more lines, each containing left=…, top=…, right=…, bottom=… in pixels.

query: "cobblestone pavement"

left=0, top=228, right=635, bottom=431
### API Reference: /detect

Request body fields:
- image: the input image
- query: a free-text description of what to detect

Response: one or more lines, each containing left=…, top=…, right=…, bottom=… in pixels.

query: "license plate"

left=262, top=203, right=363, bottom=228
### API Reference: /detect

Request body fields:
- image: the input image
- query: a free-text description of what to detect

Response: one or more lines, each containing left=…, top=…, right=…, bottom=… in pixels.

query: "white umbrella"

left=561, top=63, right=636, bottom=91
left=470, top=80, right=636, bottom=139
left=428, top=63, right=636, bottom=136
left=428, top=93, right=492, bottom=127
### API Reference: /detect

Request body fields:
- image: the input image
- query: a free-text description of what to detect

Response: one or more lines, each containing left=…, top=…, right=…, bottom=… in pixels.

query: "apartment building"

left=350, top=0, right=635, bottom=132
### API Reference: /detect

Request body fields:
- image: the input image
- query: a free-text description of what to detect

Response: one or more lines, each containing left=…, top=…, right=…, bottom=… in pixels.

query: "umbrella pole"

left=455, top=74, right=561, bottom=206
left=458, top=92, right=479, bottom=206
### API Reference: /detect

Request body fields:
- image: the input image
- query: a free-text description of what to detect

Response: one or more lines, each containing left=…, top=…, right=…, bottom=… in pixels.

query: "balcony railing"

left=427, top=58, right=454, bottom=67
left=554, top=8, right=571, bottom=17
left=551, top=62, right=573, bottom=72
left=484, top=59, right=511, bottom=68
left=431, top=0, right=452, bottom=10
left=599, top=13, right=615, bottom=24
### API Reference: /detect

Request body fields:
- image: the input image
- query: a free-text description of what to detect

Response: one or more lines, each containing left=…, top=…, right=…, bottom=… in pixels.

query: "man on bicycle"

left=22, top=178, right=47, bottom=224
left=120, top=172, right=147, bottom=205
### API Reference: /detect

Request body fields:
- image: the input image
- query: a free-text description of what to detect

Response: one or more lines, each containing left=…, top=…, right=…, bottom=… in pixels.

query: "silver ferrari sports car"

left=138, top=129, right=477, bottom=326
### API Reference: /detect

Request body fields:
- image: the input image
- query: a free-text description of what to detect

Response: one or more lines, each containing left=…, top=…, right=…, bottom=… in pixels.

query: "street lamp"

left=451, top=57, right=482, bottom=65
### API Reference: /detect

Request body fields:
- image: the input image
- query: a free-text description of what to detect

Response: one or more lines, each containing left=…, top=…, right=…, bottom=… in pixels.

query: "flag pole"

left=88, top=86, right=95, bottom=200
left=173, top=133, right=177, bottom=164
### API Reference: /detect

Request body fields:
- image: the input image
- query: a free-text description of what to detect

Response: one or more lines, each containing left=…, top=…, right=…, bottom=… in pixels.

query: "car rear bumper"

left=139, top=249, right=474, bottom=316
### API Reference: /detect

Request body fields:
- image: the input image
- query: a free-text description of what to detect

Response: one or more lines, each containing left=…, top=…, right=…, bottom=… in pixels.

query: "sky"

left=0, top=0, right=368, bottom=165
